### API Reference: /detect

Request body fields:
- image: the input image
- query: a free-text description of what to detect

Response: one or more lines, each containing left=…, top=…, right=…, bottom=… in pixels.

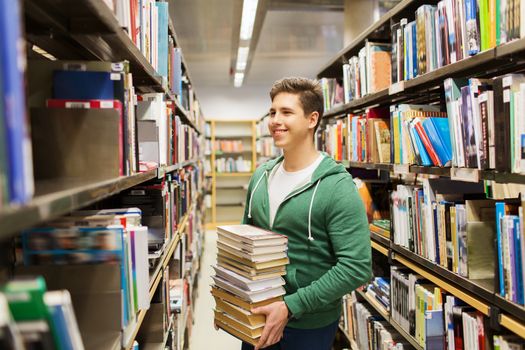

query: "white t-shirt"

left=268, top=153, right=324, bottom=227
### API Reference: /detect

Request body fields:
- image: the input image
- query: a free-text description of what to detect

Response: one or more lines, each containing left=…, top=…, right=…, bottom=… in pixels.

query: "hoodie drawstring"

left=307, top=179, right=321, bottom=241
left=248, top=172, right=266, bottom=219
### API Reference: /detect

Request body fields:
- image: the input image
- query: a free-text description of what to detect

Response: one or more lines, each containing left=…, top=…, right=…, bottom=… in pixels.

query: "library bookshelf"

left=0, top=0, right=206, bottom=349
left=207, top=120, right=257, bottom=226
left=316, top=0, right=525, bottom=347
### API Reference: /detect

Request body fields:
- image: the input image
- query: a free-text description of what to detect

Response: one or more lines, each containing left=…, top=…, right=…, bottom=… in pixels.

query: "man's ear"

left=308, top=111, right=319, bottom=130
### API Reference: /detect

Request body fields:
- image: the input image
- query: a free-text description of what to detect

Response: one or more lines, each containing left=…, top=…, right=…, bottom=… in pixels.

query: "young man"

left=241, top=77, right=372, bottom=350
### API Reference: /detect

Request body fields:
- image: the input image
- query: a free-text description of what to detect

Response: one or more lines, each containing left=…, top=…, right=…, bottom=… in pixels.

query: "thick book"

left=214, top=297, right=266, bottom=327
left=215, top=318, right=259, bottom=346
left=217, top=242, right=287, bottom=263
left=46, top=99, right=124, bottom=176
left=30, top=107, right=121, bottom=181
left=217, top=257, right=286, bottom=281
left=212, top=265, right=285, bottom=292
left=217, top=225, right=288, bottom=247
left=210, top=287, right=282, bottom=311
left=214, top=310, right=263, bottom=338
left=217, top=233, right=287, bottom=255
left=211, top=275, right=285, bottom=303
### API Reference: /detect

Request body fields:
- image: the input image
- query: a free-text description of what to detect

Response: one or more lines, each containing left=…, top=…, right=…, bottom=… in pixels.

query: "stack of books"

left=211, top=225, right=289, bottom=346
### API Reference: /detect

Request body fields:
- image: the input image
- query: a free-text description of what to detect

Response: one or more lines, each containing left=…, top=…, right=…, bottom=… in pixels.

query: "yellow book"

left=214, top=297, right=266, bottom=326
left=214, top=310, right=263, bottom=338
left=210, top=286, right=282, bottom=311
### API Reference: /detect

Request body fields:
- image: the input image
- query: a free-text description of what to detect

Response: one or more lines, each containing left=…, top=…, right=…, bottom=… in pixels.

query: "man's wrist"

left=284, top=302, right=294, bottom=321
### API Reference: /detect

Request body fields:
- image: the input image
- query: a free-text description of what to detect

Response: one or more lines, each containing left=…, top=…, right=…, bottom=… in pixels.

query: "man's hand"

left=251, top=301, right=289, bottom=350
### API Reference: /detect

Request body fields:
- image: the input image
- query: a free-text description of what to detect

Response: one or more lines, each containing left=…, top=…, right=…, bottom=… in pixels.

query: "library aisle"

left=188, top=231, right=241, bottom=350
left=3, top=0, right=525, bottom=349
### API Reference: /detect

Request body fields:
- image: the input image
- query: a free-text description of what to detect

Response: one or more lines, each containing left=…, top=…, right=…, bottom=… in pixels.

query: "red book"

left=412, top=117, right=441, bottom=166
left=46, top=99, right=124, bottom=176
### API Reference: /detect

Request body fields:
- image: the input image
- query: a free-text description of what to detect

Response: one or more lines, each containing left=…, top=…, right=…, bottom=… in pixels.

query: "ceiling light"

left=32, top=44, right=57, bottom=61
left=240, top=0, right=259, bottom=41
left=234, top=72, right=244, bottom=88
left=236, top=46, right=249, bottom=71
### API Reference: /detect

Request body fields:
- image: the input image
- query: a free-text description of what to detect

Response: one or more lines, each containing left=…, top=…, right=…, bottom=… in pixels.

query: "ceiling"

left=169, top=0, right=344, bottom=120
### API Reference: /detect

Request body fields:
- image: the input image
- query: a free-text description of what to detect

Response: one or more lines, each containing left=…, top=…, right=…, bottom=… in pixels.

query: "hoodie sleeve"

left=283, top=176, right=372, bottom=319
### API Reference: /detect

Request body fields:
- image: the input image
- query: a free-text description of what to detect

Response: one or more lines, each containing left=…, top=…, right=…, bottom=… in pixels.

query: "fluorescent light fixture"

left=240, top=0, right=259, bottom=40
left=32, top=44, right=57, bottom=61
left=234, top=72, right=245, bottom=88
left=235, top=46, right=249, bottom=71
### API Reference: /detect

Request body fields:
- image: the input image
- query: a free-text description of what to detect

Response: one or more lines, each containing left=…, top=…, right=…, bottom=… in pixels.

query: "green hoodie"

left=242, top=153, right=372, bottom=329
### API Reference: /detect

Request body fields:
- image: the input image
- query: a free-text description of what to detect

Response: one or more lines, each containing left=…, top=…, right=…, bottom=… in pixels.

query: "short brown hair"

left=270, top=77, right=324, bottom=132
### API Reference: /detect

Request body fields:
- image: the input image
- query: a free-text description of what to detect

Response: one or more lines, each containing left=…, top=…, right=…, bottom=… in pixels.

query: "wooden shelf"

left=340, top=160, right=525, bottom=185
left=389, top=318, right=424, bottom=350
left=356, top=289, right=389, bottom=320
left=369, top=237, right=525, bottom=338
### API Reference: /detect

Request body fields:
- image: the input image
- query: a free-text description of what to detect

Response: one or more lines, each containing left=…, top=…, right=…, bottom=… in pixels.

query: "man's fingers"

left=256, top=322, right=274, bottom=350
left=251, top=305, right=268, bottom=315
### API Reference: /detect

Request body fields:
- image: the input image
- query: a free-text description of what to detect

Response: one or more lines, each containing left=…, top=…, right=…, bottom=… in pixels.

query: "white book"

left=211, top=276, right=285, bottom=303
left=212, top=265, right=285, bottom=292
left=218, top=233, right=286, bottom=254
left=217, top=242, right=287, bottom=263
left=131, top=226, right=150, bottom=311
left=217, top=225, right=287, bottom=247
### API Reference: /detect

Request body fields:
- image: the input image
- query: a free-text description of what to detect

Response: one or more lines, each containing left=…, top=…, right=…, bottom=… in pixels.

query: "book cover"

left=0, top=0, right=34, bottom=205
left=422, top=117, right=453, bottom=167
left=460, top=85, right=479, bottom=168
left=465, top=0, right=480, bottom=55
left=155, top=2, right=168, bottom=78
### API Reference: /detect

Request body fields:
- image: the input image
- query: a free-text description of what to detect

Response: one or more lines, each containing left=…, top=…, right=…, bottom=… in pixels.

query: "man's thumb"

left=251, top=305, right=267, bottom=315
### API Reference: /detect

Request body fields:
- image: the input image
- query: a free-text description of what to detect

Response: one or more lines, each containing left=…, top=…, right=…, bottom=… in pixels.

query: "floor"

left=188, top=230, right=242, bottom=350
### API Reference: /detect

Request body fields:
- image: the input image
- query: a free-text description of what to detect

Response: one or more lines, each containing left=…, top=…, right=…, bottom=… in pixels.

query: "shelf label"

left=451, top=167, right=480, bottom=183
left=393, top=164, right=410, bottom=174
left=389, top=81, right=405, bottom=95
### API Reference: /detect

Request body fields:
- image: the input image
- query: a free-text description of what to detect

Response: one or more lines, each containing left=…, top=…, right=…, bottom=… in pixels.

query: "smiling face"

left=269, top=92, right=319, bottom=151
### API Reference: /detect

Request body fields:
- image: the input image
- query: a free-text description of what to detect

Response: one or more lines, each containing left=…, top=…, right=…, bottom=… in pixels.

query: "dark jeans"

left=241, top=320, right=339, bottom=350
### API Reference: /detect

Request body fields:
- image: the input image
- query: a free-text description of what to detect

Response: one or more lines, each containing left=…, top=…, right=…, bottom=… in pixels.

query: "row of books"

left=256, top=138, right=280, bottom=158
left=18, top=207, right=150, bottom=347
left=1, top=277, right=84, bottom=349
left=391, top=104, right=452, bottom=167
left=366, top=277, right=391, bottom=311
left=392, top=0, right=525, bottom=84
left=342, top=293, right=414, bottom=350
left=391, top=266, right=524, bottom=350
left=391, top=177, right=525, bottom=306
left=318, top=109, right=391, bottom=164
left=341, top=41, right=392, bottom=104
left=214, top=140, right=245, bottom=153
left=445, top=75, right=525, bottom=173
left=111, top=1, right=205, bottom=131
left=212, top=225, right=289, bottom=346
left=215, top=157, right=252, bottom=173
left=320, top=73, right=525, bottom=174
left=137, top=93, right=200, bottom=169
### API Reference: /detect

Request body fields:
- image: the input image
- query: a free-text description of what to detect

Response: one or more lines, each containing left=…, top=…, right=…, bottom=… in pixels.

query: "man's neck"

left=282, top=140, right=319, bottom=172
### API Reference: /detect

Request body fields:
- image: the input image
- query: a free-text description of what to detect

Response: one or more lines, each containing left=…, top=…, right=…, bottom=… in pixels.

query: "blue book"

left=0, top=47, right=9, bottom=205
left=0, top=0, right=33, bottom=204
left=495, top=202, right=506, bottom=296
left=464, top=0, right=480, bottom=56
left=513, top=217, right=523, bottom=304
left=425, top=309, right=445, bottom=350
left=156, top=2, right=169, bottom=78
left=422, top=117, right=453, bottom=167
left=47, top=301, right=73, bottom=350
left=409, top=122, right=433, bottom=166
left=53, top=70, right=115, bottom=100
